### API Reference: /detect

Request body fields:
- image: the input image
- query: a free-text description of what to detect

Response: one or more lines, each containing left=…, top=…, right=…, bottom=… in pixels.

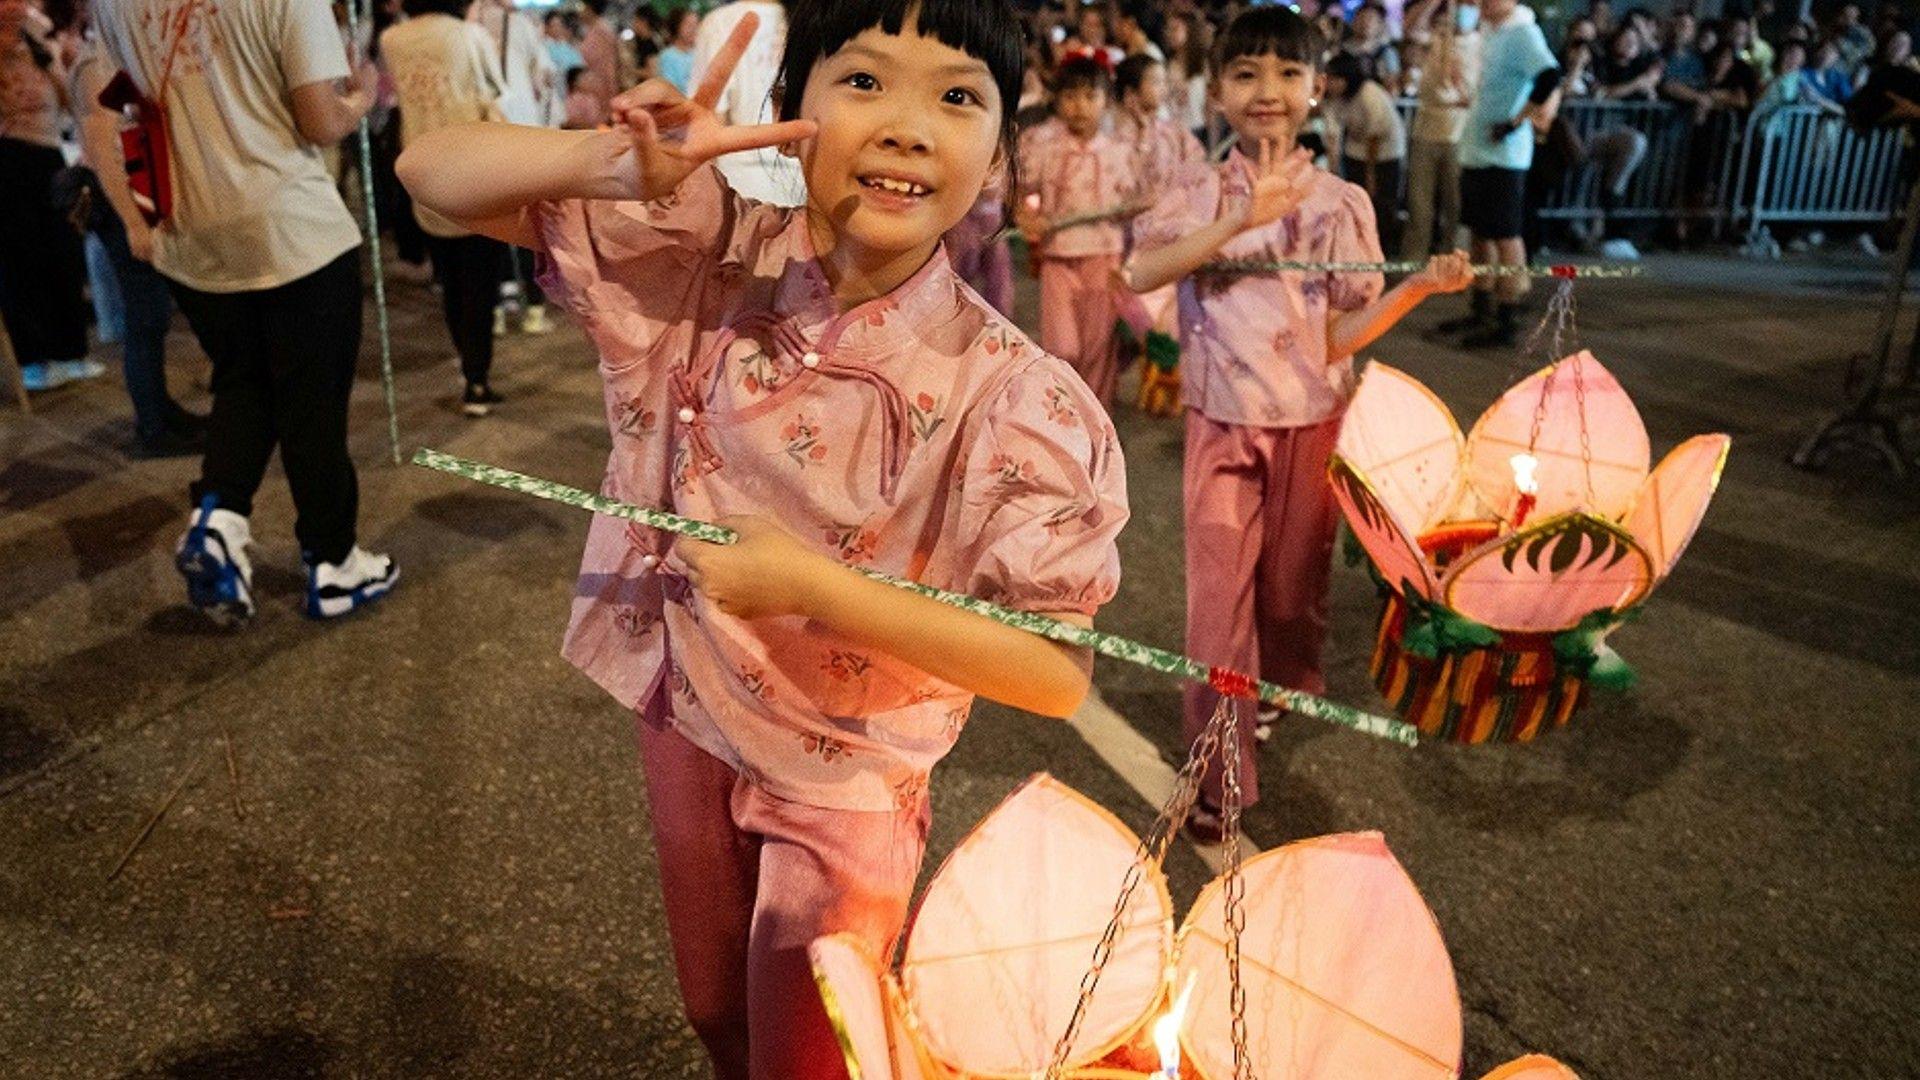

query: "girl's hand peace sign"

left=606, top=12, right=817, bottom=201
left=1235, top=139, right=1316, bottom=232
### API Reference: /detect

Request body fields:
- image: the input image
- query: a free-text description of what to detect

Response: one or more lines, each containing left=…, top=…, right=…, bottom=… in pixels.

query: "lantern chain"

left=1042, top=698, right=1237, bottom=1079
left=1219, top=700, right=1255, bottom=1080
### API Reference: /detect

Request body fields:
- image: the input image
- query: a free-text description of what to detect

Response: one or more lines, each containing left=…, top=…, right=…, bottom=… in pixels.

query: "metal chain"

left=1219, top=699, right=1255, bottom=1080
left=1043, top=699, right=1237, bottom=1079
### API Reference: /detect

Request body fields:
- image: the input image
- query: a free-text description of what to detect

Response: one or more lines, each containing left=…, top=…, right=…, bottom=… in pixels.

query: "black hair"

left=402, top=0, right=467, bottom=19
left=1214, top=6, right=1327, bottom=74
left=1323, top=51, right=1369, bottom=97
left=1055, top=54, right=1113, bottom=95
left=1114, top=52, right=1162, bottom=99
left=777, top=0, right=1026, bottom=163
left=565, top=65, right=586, bottom=93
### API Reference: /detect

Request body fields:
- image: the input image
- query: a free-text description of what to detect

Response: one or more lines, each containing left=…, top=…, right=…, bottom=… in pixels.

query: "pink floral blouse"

left=1132, top=153, right=1385, bottom=429
left=535, top=166, right=1129, bottom=812
left=1016, top=117, right=1143, bottom=260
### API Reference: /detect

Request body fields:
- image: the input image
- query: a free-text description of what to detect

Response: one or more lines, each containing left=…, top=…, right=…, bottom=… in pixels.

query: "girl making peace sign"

left=399, top=2, right=1126, bottom=1076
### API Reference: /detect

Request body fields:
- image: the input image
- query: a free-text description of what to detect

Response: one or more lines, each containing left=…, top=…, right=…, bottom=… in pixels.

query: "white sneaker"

left=55, top=358, right=109, bottom=382
left=304, top=546, right=398, bottom=619
left=1598, top=238, right=1641, bottom=261
left=1855, top=233, right=1882, bottom=257
left=175, top=497, right=255, bottom=625
left=519, top=304, right=552, bottom=335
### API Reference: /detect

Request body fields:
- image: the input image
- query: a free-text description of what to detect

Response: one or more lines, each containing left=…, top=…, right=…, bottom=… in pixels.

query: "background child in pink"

left=1128, top=6, right=1470, bottom=843
left=398, top=2, right=1128, bottom=1077
left=1015, top=55, right=1144, bottom=406
left=1112, top=52, right=1206, bottom=371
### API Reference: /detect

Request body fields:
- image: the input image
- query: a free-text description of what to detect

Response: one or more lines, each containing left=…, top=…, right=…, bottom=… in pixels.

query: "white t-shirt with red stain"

left=96, top=0, right=362, bottom=293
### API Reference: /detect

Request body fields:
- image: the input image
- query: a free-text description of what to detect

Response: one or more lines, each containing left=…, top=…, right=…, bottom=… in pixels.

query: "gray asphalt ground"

left=2, top=247, right=1917, bottom=1079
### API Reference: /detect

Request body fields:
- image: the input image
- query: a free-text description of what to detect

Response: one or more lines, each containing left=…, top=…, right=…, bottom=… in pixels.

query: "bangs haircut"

left=1055, top=55, right=1113, bottom=95
left=1213, top=6, right=1327, bottom=75
left=777, top=0, right=1026, bottom=154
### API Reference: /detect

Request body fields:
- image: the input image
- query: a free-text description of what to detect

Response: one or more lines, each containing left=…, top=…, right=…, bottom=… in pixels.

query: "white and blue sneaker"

left=175, top=496, right=255, bottom=625
left=303, top=546, right=398, bottom=619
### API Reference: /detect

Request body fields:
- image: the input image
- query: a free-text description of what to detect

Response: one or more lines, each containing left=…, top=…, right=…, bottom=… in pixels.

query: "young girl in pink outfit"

left=1128, top=6, right=1469, bottom=842
left=1112, top=53, right=1206, bottom=372
left=398, top=2, right=1127, bottom=1077
left=1016, top=55, right=1144, bottom=406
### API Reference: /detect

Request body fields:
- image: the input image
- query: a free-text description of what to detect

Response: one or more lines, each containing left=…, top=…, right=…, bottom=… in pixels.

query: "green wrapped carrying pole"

left=412, top=448, right=1419, bottom=747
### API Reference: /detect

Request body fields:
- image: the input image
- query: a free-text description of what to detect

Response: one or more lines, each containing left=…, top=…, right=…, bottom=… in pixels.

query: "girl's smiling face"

left=1213, top=53, right=1322, bottom=151
left=794, top=25, right=1004, bottom=293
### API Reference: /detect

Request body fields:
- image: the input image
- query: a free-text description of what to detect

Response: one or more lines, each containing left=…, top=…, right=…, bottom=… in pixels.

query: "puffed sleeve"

left=1325, top=181, right=1385, bottom=312
left=531, top=164, right=759, bottom=370
left=1014, top=122, right=1050, bottom=202
left=1130, top=159, right=1217, bottom=252
left=948, top=358, right=1129, bottom=615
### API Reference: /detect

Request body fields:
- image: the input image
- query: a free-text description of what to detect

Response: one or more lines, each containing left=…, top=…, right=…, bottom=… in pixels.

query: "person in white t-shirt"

left=467, top=0, right=556, bottom=334
left=97, top=0, right=399, bottom=625
left=1324, top=50, right=1408, bottom=253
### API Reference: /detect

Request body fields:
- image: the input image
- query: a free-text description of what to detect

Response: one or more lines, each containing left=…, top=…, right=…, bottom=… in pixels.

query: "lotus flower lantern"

left=1328, top=353, right=1729, bottom=743
left=811, top=774, right=1480, bottom=1079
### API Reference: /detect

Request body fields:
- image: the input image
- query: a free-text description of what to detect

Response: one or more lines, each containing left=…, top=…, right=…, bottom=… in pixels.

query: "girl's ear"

left=1312, top=70, right=1328, bottom=104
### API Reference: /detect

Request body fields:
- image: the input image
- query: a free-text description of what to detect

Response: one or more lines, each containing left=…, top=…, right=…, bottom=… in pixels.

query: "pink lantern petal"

left=1625, top=434, right=1730, bottom=585
left=1337, top=364, right=1467, bottom=531
left=881, top=976, right=943, bottom=1080
left=1330, top=456, right=1441, bottom=601
left=1480, top=1054, right=1583, bottom=1080
left=810, top=933, right=900, bottom=1080
left=1174, top=833, right=1462, bottom=1080
left=902, top=775, right=1173, bottom=1076
left=1466, top=352, right=1650, bottom=522
left=1440, top=512, right=1654, bottom=633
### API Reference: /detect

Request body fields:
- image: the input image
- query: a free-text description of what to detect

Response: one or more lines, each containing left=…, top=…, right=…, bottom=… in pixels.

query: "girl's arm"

left=1326, top=250, right=1473, bottom=359
left=1126, top=141, right=1315, bottom=293
left=678, top=518, right=1095, bottom=718
left=396, top=11, right=814, bottom=247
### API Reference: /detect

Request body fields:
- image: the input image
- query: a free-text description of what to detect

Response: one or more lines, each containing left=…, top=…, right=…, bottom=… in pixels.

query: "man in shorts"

left=1439, top=0, right=1559, bottom=349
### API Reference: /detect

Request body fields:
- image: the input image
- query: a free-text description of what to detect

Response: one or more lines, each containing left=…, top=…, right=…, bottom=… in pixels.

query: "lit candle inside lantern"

left=1509, top=452, right=1540, bottom=529
left=1153, top=973, right=1198, bottom=1079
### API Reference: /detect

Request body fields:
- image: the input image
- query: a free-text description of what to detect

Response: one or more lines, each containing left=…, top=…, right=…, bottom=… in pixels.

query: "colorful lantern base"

left=1368, top=524, right=1590, bottom=745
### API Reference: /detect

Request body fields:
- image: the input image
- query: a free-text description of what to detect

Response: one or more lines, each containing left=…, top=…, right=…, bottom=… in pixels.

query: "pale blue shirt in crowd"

left=658, top=45, right=694, bottom=92
left=1459, top=4, right=1557, bottom=172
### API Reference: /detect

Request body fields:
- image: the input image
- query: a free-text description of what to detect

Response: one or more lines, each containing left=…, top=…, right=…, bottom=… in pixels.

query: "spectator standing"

left=1324, top=51, right=1407, bottom=253
left=1804, top=39, right=1853, bottom=107
left=57, top=0, right=206, bottom=454
left=383, top=0, right=511, bottom=415
left=1067, top=5, right=1124, bottom=69
left=0, top=0, right=101, bottom=393
left=1405, top=0, right=1481, bottom=259
left=1830, top=3, right=1875, bottom=73
left=1586, top=24, right=1660, bottom=259
left=96, top=0, right=399, bottom=623
left=1164, top=9, right=1211, bottom=141
left=469, top=0, right=557, bottom=336
left=1444, top=0, right=1559, bottom=348
left=1342, top=2, right=1403, bottom=93
left=576, top=0, right=620, bottom=115
left=657, top=7, right=698, bottom=94
left=471, top=0, right=557, bottom=127
left=689, top=0, right=796, bottom=205
left=1114, top=3, right=1163, bottom=62
left=542, top=9, right=583, bottom=99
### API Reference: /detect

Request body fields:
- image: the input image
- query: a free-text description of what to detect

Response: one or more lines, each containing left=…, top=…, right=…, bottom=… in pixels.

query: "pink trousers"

left=1181, top=409, right=1345, bottom=809
left=1038, top=254, right=1123, bottom=405
left=637, top=704, right=930, bottom=1080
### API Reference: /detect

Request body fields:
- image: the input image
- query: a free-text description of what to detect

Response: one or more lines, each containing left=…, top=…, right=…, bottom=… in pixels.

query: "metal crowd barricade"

left=1733, top=104, right=1913, bottom=256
